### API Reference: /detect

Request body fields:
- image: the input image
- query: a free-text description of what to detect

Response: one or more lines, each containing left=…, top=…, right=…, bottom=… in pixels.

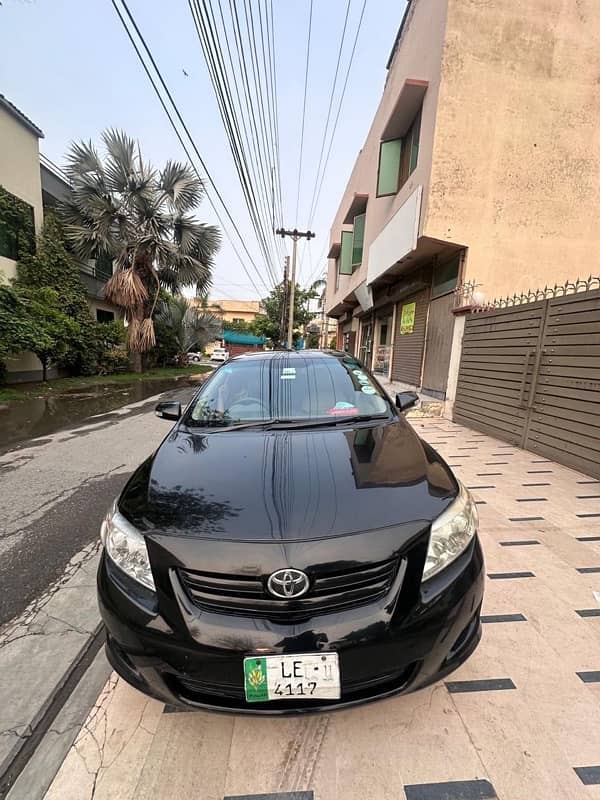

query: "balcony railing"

left=80, top=257, right=113, bottom=283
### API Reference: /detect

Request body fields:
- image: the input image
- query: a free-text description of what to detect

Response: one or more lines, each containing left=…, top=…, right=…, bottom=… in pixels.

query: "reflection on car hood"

left=119, top=419, right=457, bottom=541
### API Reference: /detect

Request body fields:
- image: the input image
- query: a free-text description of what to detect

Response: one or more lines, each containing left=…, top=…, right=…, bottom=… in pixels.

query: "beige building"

left=207, top=299, right=263, bottom=323
left=325, top=0, right=600, bottom=399
left=0, top=95, right=45, bottom=282
left=0, top=95, right=120, bottom=381
left=0, top=95, right=46, bottom=378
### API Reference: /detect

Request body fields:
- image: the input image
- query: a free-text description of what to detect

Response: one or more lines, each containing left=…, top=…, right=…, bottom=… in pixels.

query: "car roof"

left=228, top=349, right=350, bottom=364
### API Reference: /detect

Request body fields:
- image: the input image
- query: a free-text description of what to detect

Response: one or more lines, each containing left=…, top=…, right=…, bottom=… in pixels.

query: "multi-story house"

left=0, top=94, right=120, bottom=381
left=206, top=299, right=264, bottom=325
left=0, top=95, right=46, bottom=379
left=325, top=0, right=600, bottom=399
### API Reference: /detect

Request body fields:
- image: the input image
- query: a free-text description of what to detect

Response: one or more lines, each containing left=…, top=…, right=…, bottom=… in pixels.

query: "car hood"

left=119, top=419, right=457, bottom=541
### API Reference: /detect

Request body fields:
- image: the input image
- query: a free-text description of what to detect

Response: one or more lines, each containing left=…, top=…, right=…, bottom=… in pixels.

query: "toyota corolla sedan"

left=98, top=350, right=484, bottom=713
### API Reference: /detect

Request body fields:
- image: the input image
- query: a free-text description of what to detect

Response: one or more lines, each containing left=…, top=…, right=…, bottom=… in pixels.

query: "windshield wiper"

left=268, top=413, right=390, bottom=430
left=197, top=418, right=287, bottom=432
left=188, top=414, right=389, bottom=432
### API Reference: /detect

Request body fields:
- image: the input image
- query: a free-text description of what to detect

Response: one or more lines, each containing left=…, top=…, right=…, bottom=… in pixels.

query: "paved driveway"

left=41, top=417, right=600, bottom=800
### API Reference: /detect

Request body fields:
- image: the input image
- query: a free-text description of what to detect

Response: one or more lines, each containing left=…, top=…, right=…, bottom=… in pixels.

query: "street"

left=2, top=406, right=600, bottom=800
left=0, top=386, right=195, bottom=624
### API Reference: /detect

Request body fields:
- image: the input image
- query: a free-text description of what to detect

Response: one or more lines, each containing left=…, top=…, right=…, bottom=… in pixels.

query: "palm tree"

left=156, top=295, right=222, bottom=364
left=61, top=130, right=220, bottom=371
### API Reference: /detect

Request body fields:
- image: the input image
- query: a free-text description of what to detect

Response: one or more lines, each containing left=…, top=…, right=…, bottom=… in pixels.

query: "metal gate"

left=422, top=292, right=456, bottom=398
left=453, top=284, right=600, bottom=478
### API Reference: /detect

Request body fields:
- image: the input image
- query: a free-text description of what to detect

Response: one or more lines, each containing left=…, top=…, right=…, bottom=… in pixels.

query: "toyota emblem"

left=267, top=568, right=310, bottom=599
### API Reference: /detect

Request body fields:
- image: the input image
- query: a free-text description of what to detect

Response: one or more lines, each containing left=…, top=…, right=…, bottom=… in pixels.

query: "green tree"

left=0, top=284, right=32, bottom=380
left=18, top=287, right=79, bottom=381
left=94, top=320, right=129, bottom=375
left=155, top=295, right=222, bottom=364
left=61, top=130, right=221, bottom=371
left=223, top=318, right=253, bottom=334
left=251, top=282, right=318, bottom=346
left=305, top=331, right=320, bottom=349
left=15, top=214, right=100, bottom=375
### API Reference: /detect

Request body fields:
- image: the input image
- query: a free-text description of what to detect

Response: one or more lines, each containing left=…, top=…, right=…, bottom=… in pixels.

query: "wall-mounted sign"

left=400, top=302, right=416, bottom=335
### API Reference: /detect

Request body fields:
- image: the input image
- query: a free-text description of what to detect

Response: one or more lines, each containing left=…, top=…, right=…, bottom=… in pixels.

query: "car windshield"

left=185, top=355, right=391, bottom=427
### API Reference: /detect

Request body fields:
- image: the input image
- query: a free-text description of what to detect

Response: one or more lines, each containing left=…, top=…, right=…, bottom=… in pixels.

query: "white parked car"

left=210, top=347, right=229, bottom=363
left=187, top=352, right=203, bottom=364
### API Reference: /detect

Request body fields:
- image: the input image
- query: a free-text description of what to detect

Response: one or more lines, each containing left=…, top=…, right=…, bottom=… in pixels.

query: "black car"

left=98, top=350, right=484, bottom=713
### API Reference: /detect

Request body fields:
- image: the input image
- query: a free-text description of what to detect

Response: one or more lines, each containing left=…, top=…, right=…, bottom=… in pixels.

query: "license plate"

left=243, top=653, right=340, bottom=702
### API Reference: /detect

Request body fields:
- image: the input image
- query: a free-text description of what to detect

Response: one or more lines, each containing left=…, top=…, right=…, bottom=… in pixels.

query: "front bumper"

left=97, top=536, right=485, bottom=715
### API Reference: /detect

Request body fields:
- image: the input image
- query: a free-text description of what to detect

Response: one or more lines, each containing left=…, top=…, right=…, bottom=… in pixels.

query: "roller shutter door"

left=391, top=289, right=429, bottom=386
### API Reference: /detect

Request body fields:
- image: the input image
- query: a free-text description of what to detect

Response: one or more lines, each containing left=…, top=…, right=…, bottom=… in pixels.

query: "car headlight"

left=100, top=502, right=155, bottom=591
left=422, top=482, right=478, bottom=582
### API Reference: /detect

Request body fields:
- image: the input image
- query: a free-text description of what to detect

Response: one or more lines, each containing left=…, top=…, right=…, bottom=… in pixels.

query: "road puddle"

left=0, top=378, right=196, bottom=454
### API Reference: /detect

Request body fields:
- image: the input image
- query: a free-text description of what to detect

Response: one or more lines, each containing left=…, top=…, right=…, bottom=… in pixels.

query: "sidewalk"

left=18, top=417, right=600, bottom=800
left=377, top=375, right=444, bottom=416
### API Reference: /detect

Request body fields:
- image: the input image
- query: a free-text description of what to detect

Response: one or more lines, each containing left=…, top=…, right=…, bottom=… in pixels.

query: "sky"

left=0, top=0, right=405, bottom=301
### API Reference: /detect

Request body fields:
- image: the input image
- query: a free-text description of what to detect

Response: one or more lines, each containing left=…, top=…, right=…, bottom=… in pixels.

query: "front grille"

left=178, top=557, right=400, bottom=620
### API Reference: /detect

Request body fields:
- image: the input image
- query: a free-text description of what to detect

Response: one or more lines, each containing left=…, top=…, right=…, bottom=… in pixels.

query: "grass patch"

left=0, top=365, right=212, bottom=403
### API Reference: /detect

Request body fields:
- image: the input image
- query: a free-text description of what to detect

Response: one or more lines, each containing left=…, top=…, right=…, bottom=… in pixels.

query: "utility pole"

left=276, top=227, right=315, bottom=348
left=280, top=256, right=290, bottom=346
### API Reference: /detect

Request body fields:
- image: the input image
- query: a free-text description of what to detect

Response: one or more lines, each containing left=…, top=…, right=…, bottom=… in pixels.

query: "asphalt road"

left=0, top=386, right=196, bottom=626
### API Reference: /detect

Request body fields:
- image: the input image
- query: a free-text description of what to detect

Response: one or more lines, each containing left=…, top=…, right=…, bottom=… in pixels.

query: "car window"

left=186, top=356, right=390, bottom=426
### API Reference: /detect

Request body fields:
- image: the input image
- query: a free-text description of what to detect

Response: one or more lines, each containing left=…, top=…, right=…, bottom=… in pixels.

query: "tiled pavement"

left=42, top=418, right=600, bottom=800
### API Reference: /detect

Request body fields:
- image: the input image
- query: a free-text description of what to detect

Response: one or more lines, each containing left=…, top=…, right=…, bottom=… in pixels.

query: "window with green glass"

left=339, top=230, right=353, bottom=275
left=399, top=108, right=422, bottom=187
left=351, top=213, right=365, bottom=268
left=376, top=140, right=402, bottom=196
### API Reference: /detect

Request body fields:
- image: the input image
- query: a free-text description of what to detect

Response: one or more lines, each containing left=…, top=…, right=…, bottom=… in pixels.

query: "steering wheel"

left=228, top=396, right=269, bottom=416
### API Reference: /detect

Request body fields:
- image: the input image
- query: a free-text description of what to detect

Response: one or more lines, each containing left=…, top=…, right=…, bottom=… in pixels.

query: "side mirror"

left=155, top=401, right=181, bottom=421
left=395, top=391, right=419, bottom=413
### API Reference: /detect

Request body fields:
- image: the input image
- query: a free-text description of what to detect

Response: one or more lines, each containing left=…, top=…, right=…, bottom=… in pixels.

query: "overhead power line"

left=207, top=0, right=286, bottom=269
left=307, top=0, right=367, bottom=231
left=300, top=0, right=368, bottom=286
left=265, top=0, right=285, bottom=233
left=188, top=0, right=280, bottom=287
left=111, top=0, right=271, bottom=296
left=294, top=0, right=313, bottom=226
left=212, top=0, right=278, bottom=252
left=305, top=0, right=352, bottom=231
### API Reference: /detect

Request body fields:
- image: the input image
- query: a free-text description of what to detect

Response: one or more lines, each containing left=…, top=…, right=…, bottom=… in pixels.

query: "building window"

left=0, top=187, right=35, bottom=261
left=335, top=258, right=340, bottom=291
left=232, top=317, right=244, bottom=323
left=432, top=254, right=460, bottom=298
left=351, top=213, right=366, bottom=270
left=95, top=252, right=113, bottom=282
left=399, top=108, right=421, bottom=186
left=96, top=309, right=115, bottom=323
left=376, top=106, right=422, bottom=198
left=339, top=230, right=353, bottom=275
left=376, top=140, right=402, bottom=197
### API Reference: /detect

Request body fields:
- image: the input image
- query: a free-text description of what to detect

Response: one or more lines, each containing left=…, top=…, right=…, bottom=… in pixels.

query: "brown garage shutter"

left=391, top=289, right=429, bottom=385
